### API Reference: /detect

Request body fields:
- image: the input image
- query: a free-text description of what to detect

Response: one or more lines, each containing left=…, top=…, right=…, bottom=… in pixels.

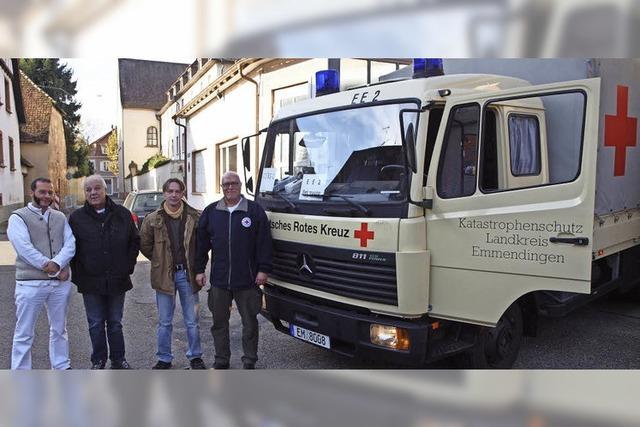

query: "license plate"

left=290, top=324, right=331, bottom=349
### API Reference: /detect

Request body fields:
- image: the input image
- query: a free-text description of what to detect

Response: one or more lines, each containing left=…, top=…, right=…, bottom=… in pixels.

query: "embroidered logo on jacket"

left=241, top=217, right=252, bottom=228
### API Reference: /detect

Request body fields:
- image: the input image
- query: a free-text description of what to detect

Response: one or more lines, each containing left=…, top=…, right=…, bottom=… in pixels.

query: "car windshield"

left=132, top=193, right=163, bottom=211
left=259, top=102, right=418, bottom=212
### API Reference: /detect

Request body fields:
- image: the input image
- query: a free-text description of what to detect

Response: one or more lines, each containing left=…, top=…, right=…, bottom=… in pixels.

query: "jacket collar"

left=215, top=196, right=248, bottom=212
left=83, top=195, right=115, bottom=218
left=157, top=200, right=200, bottom=217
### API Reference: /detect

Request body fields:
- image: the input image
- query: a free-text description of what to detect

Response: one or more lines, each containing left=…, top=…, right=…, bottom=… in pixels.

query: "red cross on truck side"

left=604, top=85, right=637, bottom=177
left=354, top=222, right=375, bottom=247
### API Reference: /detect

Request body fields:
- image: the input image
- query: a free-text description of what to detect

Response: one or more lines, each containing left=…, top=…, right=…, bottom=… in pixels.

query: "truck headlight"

left=370, top=324, right=410, bottom=351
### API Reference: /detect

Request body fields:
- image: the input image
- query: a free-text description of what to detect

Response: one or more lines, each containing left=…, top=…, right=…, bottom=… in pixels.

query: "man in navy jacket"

left=195, top=171, right=273, bottom=369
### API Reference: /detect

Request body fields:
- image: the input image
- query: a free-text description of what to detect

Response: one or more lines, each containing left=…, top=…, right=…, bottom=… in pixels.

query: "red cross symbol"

left=605, top=85, right=637, bottom=176
left=354, top=222, right=375, bottom=247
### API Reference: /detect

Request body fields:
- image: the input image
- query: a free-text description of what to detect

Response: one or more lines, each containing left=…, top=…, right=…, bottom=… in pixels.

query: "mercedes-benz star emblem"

left=297, top=253, right=315, bottom=279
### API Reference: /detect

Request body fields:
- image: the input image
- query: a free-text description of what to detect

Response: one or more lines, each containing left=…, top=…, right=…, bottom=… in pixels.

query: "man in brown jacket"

left=140, top=178, right=205, bottom=369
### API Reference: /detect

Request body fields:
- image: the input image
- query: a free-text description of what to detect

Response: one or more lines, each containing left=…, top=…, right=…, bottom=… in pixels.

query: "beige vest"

left=12, top=207, right=66, bottom=281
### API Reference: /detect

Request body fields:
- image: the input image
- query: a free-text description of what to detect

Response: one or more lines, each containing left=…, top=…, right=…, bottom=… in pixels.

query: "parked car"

left=122, top=190, right=163, bottom=228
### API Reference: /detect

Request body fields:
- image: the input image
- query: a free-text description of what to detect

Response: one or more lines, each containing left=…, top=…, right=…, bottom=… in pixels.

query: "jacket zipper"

left=228, top=210, right=232, bottom=289
left=46, top=213, right=53, bottom=257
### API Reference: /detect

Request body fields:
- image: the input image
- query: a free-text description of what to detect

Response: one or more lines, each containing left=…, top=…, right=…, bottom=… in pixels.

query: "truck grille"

left=271, top=240, right=398, bottom=306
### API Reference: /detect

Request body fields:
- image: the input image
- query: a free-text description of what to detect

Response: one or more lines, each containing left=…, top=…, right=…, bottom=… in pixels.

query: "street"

left=1, top=253, right=640, bottom=369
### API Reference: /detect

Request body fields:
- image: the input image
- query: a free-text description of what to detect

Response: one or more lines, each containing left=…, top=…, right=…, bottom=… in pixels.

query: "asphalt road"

left=1, top=261, right=640, bottom=369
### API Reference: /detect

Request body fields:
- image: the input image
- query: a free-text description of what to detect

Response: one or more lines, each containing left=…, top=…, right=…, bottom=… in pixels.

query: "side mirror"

left=242, top=136, right=251, bottom=172
left=404, top=122, right=417, bottom=173
left=399, top=108, right=419, bottom=173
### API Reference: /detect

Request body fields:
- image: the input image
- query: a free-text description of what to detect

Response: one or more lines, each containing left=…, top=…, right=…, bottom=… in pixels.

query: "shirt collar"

left=27, top=202, right=50, bottom=217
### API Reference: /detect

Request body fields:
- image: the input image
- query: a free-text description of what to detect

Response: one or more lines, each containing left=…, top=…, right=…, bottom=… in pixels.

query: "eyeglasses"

left=221, top=182, right=241, bottom=189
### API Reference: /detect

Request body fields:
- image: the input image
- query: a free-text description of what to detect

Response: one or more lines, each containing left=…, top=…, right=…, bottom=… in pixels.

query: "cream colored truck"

left=241, top=59, right=640, bottom=367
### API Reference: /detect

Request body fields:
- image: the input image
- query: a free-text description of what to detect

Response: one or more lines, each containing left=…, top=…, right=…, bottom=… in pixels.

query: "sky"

left=63, top=58, right=119, bottom=142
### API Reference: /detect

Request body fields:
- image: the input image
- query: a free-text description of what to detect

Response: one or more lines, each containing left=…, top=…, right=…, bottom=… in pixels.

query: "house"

left=18, top=69, right=68, bottom=208
left=117, top=58, right=188, bottom=195
left=87, top=127, right=118, bottom=196
left=0, top=59, right=25, bottom=229
left=159, top=58, right=408, bottom=210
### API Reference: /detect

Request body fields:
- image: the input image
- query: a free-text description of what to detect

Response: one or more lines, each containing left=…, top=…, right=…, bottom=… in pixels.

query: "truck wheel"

left=457, top=303, right=523, bottom=369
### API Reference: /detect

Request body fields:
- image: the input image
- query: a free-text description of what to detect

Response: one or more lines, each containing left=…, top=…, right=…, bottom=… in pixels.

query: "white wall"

left=186, top=82, right=257, bottom=210
left=122, top=108, right=161, bottom=170
left=130, top=160, right=183, bottom=192
left=0, top=59, right=24, bottom=226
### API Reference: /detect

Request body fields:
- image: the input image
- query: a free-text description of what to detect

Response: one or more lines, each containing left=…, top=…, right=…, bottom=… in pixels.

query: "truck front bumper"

left=262, top=285, right=431, bottom=366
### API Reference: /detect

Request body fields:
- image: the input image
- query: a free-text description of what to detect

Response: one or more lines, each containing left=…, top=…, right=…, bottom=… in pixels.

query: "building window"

left=0, top=131, right=4, bottom=167
left=89, top=159, right=96, bottom=172
left=101, top=161, right=109, bottom=172
left=216, top=139, right=237, bottom=189
left=4, top=78, right=11, bottom=113
left=146, top=126, right=158, bottom=147
left=8, top=137, right=15, bottom=171
left=104, top=178, right=114, bottom=195
left=192, top=149, right=207, bottom=194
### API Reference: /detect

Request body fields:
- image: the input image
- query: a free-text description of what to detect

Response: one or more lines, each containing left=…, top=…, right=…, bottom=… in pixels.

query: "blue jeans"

left=82, top=293, right=126, bottom=364
left=156, top=270, right=202, bottom=363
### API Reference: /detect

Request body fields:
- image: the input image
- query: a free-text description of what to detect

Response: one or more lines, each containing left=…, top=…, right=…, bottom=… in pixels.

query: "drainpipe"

left=239, top=62, right=260, bottom=183
left=155, top=114, right=162, bottom=154
left=174, top=116, right=188, bottom=199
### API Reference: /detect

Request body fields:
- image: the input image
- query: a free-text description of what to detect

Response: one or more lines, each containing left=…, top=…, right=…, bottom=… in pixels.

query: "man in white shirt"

left=7, top=177, right=76, bottom=369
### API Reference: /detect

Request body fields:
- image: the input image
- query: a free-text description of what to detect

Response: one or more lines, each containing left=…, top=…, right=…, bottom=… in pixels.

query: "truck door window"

left=480, top=91, right=586, bottom=193
left=481, top=109, right=498, bottom=191
left=508, top=114, right=541, bottom=176
left=437, top=104, right=480, bottom=198
left=423, top=107, right=444, bottom=186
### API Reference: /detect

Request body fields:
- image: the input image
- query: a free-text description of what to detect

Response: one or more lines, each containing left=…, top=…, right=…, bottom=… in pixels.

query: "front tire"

left=457, top=303, right=523, bottom=369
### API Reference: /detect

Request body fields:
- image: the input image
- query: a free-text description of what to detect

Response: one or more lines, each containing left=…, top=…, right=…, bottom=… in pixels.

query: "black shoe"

left=242, top=363, right=255, bottom=370
left=91, top=361, right=106, bottom=370
left=152, top=360, right=172, bottom=370
left=213, top=361, right=229, bottom=370
left=111, top=359, right=131, bottom=369
left=189, top=358, right=206, bottom=370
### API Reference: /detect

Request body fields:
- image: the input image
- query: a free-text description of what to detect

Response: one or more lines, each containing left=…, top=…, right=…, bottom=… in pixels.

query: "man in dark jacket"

left=195, top=171, right=273, bottom=369
left=69, top=175, right=140, bottom=369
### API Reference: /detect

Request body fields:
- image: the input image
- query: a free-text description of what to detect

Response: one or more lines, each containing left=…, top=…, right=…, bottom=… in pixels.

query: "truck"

left=240, top=58, right=640, bottom=367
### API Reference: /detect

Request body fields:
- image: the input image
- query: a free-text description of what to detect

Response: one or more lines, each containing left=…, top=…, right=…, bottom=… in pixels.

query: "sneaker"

left=152, top=360, right=172, bottom=370
left=213, top=361, right=230, bottom=370
left=91, top=361, right=106, bottom=370
left=111, top=359, right=131, bottom=369
left=242, top=363, right=255, bottom=370
left=189, top=358, right=206, bottom=370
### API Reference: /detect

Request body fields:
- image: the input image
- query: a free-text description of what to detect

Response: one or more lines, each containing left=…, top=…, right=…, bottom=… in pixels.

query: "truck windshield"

left=257, top=102, right=418, bottom=218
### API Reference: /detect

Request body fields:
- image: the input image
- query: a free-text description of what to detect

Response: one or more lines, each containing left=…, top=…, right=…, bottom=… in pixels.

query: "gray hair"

left=84, top=174, right=107, bottom=190
left=221, top=170, right=240, bottom=184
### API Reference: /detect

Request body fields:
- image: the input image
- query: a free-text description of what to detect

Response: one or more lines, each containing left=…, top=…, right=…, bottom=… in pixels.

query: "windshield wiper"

left=322, top=192, right=370, bottom=216
left=263, top=191, right=299, bottom=212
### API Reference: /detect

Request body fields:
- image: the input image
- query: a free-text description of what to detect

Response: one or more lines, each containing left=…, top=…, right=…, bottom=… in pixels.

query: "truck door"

left=425, top=78, right=600, bottom=326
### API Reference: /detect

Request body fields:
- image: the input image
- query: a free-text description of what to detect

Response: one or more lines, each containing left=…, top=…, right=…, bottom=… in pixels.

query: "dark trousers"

left=208, top=286, right=262, bottom=365
left=82, top=293, right=126, bottom=364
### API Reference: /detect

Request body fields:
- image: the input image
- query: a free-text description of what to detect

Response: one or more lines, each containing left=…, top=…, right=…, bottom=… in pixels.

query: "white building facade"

left=0, top=59, right=24, bottom=228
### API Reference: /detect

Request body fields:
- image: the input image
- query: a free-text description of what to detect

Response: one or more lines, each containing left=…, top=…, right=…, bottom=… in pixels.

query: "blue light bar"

left=413, top=58, right=444, bottom=78
left=315, top=70, right=340, bottom=96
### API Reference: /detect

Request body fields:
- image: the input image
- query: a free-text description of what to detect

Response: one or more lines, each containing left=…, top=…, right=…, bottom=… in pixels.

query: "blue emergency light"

left=413, top=58, right=444, bottom=78
left=315, top=69, right=340, bottom=96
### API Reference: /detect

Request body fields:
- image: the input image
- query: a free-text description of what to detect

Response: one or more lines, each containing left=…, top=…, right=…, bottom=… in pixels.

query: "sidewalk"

left=0, top=241, right=15, bottom=270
